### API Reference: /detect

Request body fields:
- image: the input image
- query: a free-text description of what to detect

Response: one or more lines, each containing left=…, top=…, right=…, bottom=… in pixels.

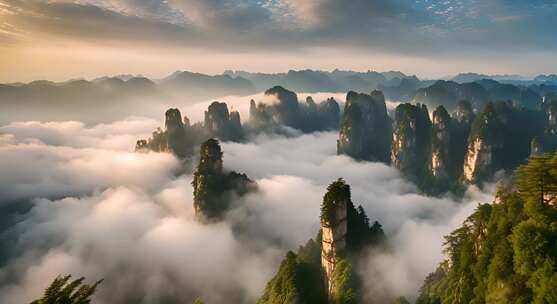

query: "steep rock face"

left=135, top=108, right=194, bottom=158
left=192, top=139, right=255, bottom=220
left=430, top=106, right=452, bottom=180
left=319, top=179, right=387, bottom=301
left=463, top=103, right=502, bottom=183
left=530, top=98, right=557, bottom=155
left=264, top=86, right=304, bottom=129
left=305, top=96, right=318, bottom=114
left=463, top=137, right=494, bottom=183
left=248, top=99, right=271, bottom=128
left=259, top=179, right=387, bottom=304
left=165, top=108, right=191, bottom=158
left=318, top=97, right=341, bottom=130
left=248, top=86, right=340, bottom=133
left=452, top=100, right=475, bottom=125
left=320, top=181, right=348, bottom=297
left=337, top=90, right=392, bottom=162
left=303, top=96, right=341, bottom=131
left=391, top=103, right=432, bottom=181
left=447, top=100, right=475, bottom=184
left=463, top=101, right=546, bottom=183
left=204, top=101, right=244, bottom=142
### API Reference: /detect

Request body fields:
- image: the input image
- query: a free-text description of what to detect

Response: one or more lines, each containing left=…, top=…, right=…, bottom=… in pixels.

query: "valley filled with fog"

left=0, top=91, right=494, bottom=303
left=2, top=0, right=557, bottom=302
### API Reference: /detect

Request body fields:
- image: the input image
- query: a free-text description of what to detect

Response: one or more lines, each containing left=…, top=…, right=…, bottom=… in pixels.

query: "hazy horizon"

left=1, top=51, right=555, bottom=84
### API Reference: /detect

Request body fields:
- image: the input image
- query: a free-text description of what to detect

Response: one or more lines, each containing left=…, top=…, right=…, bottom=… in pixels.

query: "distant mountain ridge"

left=413, top=78, right=555, bottom=112
left=224, top=69, right=417, bottom=93
left=2, top=69, right=557, bottom=124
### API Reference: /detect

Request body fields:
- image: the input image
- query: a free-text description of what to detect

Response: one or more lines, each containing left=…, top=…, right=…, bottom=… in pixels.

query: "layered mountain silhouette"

left=3, top=70, right=557, bottom=124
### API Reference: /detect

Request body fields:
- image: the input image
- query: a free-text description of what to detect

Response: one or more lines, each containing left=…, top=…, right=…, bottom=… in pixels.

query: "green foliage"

left=192, top=139, right=255, bottom=219
left=260, top=178, right=388, bottom=304
left=258, top=234, right=327, bottom=304
left=30, top=275, right=102, bottom=304
left=516, top=153, right=557, bottom=204
left=320, top=178, right=351, bottom=227
left=337, top=91, right=392, bottom=163
left=417, top=153, right=557, bottom=304
left=135, top=108, right=197, bottom=158
left=258, top=251, right=301, bottom=304
left=330, top=257, right=359, bottom=304
left=416, top=263, right=448, bottom=304
left=392, top=103, right=433, bottom=189
left=347, top=206, right=386, bottom=252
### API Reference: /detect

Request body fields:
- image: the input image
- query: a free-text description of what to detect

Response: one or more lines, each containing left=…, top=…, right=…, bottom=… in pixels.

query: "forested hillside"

left=417, top=153, right=557, bottom=304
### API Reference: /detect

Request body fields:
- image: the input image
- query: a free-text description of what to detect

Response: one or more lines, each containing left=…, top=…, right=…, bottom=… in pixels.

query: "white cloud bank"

left=0, top=118, right=495, bottom=303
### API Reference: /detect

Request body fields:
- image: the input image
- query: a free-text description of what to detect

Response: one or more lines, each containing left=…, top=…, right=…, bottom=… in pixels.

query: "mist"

left=0, top=113, right=495, bottom=303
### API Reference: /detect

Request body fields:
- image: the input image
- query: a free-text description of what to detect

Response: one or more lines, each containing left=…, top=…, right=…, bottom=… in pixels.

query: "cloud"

left=0, top=0, right=197, bottom=46
left=2, top=0, right=556, bottom=55
left=181, top=91, right=350, bottom=124
left=0, top=186, right=283, bottom=304
left=0, top=117, right=159, bottom=150
left=0, top=117, right=496, bottom=303
left=1, top=0, right=556, bottom=82
left=0, top=131, right=179, bottom=203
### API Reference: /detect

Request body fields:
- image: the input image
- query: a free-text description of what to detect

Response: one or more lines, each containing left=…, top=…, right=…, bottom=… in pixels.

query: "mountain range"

left=2, top=70, right=557, bottom=124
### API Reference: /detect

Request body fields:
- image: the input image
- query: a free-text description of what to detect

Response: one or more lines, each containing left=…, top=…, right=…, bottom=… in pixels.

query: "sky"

left=1, top=0, right=556, bottom=82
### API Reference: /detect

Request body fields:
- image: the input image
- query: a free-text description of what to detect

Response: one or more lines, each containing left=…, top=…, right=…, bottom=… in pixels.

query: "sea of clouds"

left=0, top=94, right=493, bottom=303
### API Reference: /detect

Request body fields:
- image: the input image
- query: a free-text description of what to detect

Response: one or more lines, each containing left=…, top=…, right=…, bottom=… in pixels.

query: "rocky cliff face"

left=319, top=179, right=387, bottom=300
left=318, top=97, right=341, bottom=130
left=337, top=90, right=392, bottom=162
left=320, top=181, right=349, bottom=297
left=391, top=103, right=432, bottom=181
left=259, top=179, right=387, bottom=304
left=463, top=103, right=502, bottom=183
left=248, top=86, right=340, bottom=133
left=264, top=86, right=304, bottom=129
left=532, top=98, right=557, bottom=155
left=135, top=108, right=194, bottom=158
left=136, top=102, right=246, bottom=159
left=453, top=100, right=475, bottom=125
left=463, top=101, right=548, bottom=184
left=204, top=101, right=244, bottom=142
left=192, top=138, right=255, bottom=220
left=431, top=106, right=452, bottom=180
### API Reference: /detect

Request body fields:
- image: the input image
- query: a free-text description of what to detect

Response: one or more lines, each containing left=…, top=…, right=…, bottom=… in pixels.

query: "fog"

left=0, top=113, right=494, bottom=303
left=0, top=88, right=402, bottom=126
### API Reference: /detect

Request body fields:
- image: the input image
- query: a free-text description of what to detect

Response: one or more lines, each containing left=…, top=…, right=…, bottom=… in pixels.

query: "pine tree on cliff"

left=258, top=179, right=387, bottom=304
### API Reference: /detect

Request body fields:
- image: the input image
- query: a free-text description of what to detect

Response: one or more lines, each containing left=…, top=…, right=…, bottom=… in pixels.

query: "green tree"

left=330, top=257, right=358, bottom=304
left=516, top=153, right=557, bottom=204
left=418, top=153, right=557, bottom=304
left=30, top=275, right=102, bottom=304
